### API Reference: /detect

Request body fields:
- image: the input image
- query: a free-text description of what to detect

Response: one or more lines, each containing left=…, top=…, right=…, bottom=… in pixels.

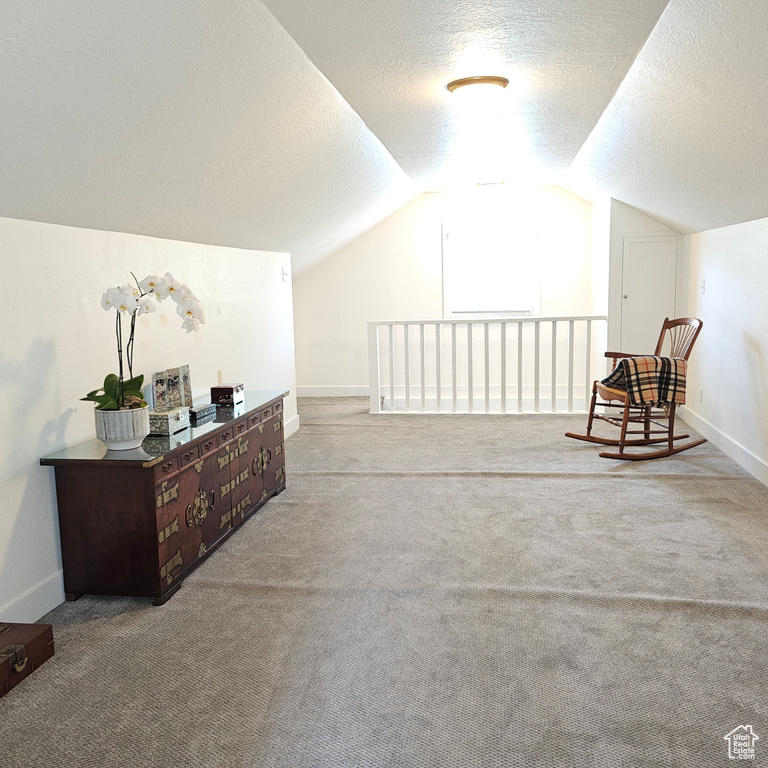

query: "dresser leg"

left=65, top=592, right=83, bottom=602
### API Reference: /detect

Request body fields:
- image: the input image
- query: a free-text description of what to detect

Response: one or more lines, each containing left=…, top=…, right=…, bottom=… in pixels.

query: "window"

left=442, top=187, right=542, bottom=316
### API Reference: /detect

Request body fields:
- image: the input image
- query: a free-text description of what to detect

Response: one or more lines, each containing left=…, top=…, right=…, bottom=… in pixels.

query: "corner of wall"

left=284, top=413, right=300, bottom=439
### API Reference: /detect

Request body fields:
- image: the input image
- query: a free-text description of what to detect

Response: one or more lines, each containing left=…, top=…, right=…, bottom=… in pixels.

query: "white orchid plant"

left=81, top=272, right=205, bottom=410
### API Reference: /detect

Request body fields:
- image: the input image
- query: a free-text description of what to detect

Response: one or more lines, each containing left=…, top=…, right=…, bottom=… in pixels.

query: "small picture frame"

left=166, top=368, right=181, bottom=408
left=152, top=364, right=193, bottom=410
left=179, top=364, right=192, bottom=407
left=152, top=370, right=168, bottom=409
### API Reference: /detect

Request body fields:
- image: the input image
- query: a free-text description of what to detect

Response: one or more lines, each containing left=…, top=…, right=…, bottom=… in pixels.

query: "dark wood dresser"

left=40, top=390, right=287, bottom=605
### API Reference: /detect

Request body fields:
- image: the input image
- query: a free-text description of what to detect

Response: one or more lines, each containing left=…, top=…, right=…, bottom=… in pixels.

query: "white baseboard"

left=296, top=386, right=369, bottom=397
left=284, top=413, right=300, bottom=438
left=680, top=406, right=768, bottom=486
left=0, top=571, right=65, bottom=623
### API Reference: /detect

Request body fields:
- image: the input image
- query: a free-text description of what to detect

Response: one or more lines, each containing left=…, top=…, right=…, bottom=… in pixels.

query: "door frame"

left=620, top=235, right=678, bottom=352
left=608, top=231, right=680, bottom=358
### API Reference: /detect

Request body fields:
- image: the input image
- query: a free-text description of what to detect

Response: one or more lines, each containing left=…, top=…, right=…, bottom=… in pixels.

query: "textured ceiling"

left=2, top=0, right=767, bottom=276
left=262, top=0, right=670, bottom=187
left=571, top=0, right=768, bottom=234
left=0, top=0, right=417, bottom=277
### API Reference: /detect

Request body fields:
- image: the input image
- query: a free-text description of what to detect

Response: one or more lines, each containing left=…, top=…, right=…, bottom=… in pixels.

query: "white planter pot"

left=94, top=407, right=150, bottom=451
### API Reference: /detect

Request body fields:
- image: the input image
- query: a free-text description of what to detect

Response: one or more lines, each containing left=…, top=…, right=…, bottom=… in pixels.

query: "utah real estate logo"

left=724, top=725, right=759, bottom=760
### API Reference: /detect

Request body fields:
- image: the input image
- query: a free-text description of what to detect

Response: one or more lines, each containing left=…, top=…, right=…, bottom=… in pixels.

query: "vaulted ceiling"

left=261, top=0, right=670, bottom=186
left=1, top=1, right=766, bottom=276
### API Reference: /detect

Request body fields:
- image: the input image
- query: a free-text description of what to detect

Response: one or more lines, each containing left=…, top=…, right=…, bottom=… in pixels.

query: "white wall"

left=678, top=217, right=768, bottom=484
left=0, top=217, right=298, bottom=621
left=293, top=193, right=445, bottom=396
left=294, top=187, right=600, bottom=396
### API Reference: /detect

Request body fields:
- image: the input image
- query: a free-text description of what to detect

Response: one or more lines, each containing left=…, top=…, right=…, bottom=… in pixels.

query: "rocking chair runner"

left=565, top=317, right=707, bottom=460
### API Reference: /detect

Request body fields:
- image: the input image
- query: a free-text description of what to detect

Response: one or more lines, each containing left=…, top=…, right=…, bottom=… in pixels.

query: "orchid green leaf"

left=103, top=374, right=120, bottom=401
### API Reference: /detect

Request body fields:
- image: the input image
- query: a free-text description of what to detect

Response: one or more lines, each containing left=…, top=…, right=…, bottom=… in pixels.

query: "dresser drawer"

left=247, top=412, right=262, bottom=430
left=217, top=425, right=235, bottom=446
left=153, top=457, right=179, bottom=482
left=234, top=419, right=248, bottom=438
left=179, top=445, right=199, bottom=468
left=261, top=406, right=273, bottom=421
left=199, top=435, right=217, bottom=457
left=273, top=401, right=283, bottom=414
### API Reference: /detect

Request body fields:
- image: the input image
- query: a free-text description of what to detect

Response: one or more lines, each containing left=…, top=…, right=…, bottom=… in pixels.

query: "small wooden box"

left=189, top=404, right=217, bottom=424
left=0, top=623, right=54, bottom=698
left=210, top=383, right=244, bottom=405
left=216, top=401, right=246, bottom=420
left=149, top=406, right=191, bottom=435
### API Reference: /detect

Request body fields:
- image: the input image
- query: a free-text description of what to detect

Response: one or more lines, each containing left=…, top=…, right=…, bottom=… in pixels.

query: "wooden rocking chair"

left=565, top=317, right=707, bottom=460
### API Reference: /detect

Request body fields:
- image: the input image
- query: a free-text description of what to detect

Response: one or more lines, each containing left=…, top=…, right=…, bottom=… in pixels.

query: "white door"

left=620, top=236, right=678, bottom=353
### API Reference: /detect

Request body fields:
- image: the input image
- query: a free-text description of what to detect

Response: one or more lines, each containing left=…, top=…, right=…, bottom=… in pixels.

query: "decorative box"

left=1, top=622, right=55, bottom=699
left=189, top=404, right=216, bottom=424
left=149, top=406, right=191, bottom=435
left=142, top=431, right=191, bottom=454
left=210, top=383, right=245, bottom=405
left=191, top=411, right=216, bottom=427
left=216, top=401, right=246, bottom=421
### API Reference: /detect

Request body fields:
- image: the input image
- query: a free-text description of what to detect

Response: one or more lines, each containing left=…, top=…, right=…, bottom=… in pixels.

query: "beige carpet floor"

left=1, top=398, right=766, bottom=767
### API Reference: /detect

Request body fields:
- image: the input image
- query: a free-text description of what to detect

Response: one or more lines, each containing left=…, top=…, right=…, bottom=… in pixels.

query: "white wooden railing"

left=368, top=316, right=608, bottom=414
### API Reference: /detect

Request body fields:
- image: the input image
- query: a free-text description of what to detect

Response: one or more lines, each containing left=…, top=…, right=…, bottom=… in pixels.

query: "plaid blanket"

left=600, top=356, right=687, bottom=406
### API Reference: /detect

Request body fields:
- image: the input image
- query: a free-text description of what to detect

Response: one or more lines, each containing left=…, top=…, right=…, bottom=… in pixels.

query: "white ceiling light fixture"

left=447, top=74, right=512, bottom=125
left=446, top=75, right=509, bottom=93
left=444, top=74, right=514, bottom=186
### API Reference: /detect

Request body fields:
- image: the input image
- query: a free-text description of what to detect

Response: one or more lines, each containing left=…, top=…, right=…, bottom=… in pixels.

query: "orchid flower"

left=139, top=275, right=168, bottom=296
left=137, top=297, right=157, bottom=316
left=115, top=289, right=138, bottom=314
left=91, top=271, right=204, bottom=409
left=101, top=287, right=120, bottom=311
left=181, top=317, right=200, bottom=333
left=164, top=273, right=185, bottom=303
left=176, top=296, right=205, bottom=324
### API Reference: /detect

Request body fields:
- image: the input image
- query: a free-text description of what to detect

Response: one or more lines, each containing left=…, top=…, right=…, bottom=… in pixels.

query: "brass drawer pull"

left=254, top=447, right=269, bottom=476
